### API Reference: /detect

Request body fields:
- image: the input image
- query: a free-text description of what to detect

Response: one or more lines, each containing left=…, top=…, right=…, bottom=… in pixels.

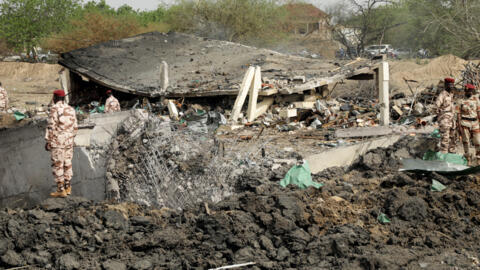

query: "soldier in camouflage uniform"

left=104, top=90, right=121, bottom=113
left=45, top=90, right=78, bottom=198
left=436, top=77, right=457, bottom=153
left=458, top=84, right=480, bottom=164
left=0, top=82, right=8, bottom=112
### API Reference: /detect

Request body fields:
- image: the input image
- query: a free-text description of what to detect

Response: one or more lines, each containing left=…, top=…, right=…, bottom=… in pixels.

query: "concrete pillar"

left=160, top=61, right=169, bottom=94
left=59, top=70, right=71, bottom=104
left=230, top=66, right=255, bottom=122
left=247, top=66, right=261, bottom=122
left=379, top=61, right=390, bottom=126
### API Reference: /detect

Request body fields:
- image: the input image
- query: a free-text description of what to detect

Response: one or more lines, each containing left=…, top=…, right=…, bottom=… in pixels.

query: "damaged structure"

left=0, top=32, right=397, bottom=208
left=58, top=32, right=389, bottom=123
left=2, top=31, right=480, bottom=270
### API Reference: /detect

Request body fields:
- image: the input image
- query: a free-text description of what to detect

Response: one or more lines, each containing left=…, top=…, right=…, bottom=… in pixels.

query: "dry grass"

left=42, top=12, right=171, bottom=53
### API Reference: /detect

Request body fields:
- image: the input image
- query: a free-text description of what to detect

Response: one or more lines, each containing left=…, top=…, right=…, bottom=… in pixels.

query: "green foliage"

left=330, top=0, right=480, bottom=58
left=40, top=1, right=170, bottom=53
left=43, top=11, right=141, bottom=52
left=166, top=0, right=288, bottom=45
left=0, top=0, right=81, bottom=53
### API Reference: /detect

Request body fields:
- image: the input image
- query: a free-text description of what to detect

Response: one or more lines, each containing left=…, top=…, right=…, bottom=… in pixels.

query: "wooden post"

left=379, top=61, right=390, bottom=126
left=230, top=66, right=255, bottom=122
left=247, top=66, right=261, bottom=122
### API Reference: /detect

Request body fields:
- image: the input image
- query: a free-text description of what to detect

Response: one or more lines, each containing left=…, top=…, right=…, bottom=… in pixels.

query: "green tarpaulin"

left=13, top=111, right=25, bottom=121
left=377, top=213, right=391, bottom=224
left=280, top=161, right=324, bottom=189
left=423, top=150, right=467, bottom=166
left=90, top=105, right=105, bottom=114
left=400, top=158, right=480, bottom=176
left=431, top=180, right=447, bottom=192
left=430, top=129, right=441, bottom=138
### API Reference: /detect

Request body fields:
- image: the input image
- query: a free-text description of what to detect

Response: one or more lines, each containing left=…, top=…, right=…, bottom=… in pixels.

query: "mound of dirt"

left=0, top=62, right=61, bottom=81
left=0, top=62, right=62, bottom=109
left=390, top=55, right=468, bottom=94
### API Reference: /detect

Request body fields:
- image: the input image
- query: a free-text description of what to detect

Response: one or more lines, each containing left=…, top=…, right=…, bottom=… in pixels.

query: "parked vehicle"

left=38, top=50, right=59, bottom=63
left=417, top=48, right=430, bottom=59
left=2, top=55, right=22, bottom=62
left=364, top=44, right=393, bottom=57
left=21, top=50, right=59, bottom=63
left=392, top=48, right=412, bottom=59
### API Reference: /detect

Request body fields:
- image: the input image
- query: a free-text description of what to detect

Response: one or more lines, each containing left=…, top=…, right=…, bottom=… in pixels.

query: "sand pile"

left=0, top=62, right=61, bottom=82
left=390, top=55, right=468, bottom=94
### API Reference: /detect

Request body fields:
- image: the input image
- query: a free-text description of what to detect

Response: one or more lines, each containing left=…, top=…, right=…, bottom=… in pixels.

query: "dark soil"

left=1, top=137, right=480, bottom=269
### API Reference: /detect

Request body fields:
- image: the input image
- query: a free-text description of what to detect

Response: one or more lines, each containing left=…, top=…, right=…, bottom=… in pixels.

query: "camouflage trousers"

left=460, top=120, right=480, bottom=160
left=438, top=113, right=456, bottom=153
left=51, top=147, right=74, bottom=188
left=0, top=101, right=6, bottom=111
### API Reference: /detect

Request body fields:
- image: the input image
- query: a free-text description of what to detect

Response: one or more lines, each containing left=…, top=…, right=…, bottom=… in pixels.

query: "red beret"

left=53, top=90, right=65, bottom=97
left=445, top=78, right=455, bottom=83
left=465, top=84, right=476, bottom=90
left=106, top=90, right=112, bottom=94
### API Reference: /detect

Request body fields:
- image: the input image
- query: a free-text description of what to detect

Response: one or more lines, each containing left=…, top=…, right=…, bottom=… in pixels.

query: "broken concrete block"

left=167, top=100, right=179, bottom=120
left=253, top=97, right=274, bottom=120
left=304, top=95, right=318, bottom=102
left=259, top=88, right=278, bottom=96
left=293, top=101, right=315, bottom=109
left=279, top=108, right=297, bottom=118
left=392, top=105, right=403, bottom=116
left=414, top=103, right=424, bottom=114
left=293, top=76, right=306, bottom=83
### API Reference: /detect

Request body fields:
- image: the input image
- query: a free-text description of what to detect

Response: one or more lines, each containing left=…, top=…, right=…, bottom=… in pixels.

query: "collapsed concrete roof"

left=59, top=31, right=374, bottom=98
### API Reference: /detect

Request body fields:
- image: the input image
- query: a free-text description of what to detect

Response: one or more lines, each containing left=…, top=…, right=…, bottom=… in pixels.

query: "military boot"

left=50, top=183, right=67, bottom=198
left=64, top=181, right=72, bottom=195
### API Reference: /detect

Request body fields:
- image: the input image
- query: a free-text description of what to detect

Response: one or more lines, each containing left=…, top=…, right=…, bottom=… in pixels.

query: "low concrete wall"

left=306, top=135, right=403, bottom=174
left=0, top=111, right=132, bottom=208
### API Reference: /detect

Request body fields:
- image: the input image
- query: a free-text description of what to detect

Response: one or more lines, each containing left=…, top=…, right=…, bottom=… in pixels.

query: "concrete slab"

left=306, top=135, right=403, bottom=174
left=335, top=126, right=393, bottom=138
left=76, top=111, right=132, bottom=147
left=0, top=110, right=134, bottom=208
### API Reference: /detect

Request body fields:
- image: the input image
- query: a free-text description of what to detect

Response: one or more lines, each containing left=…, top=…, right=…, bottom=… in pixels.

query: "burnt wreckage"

left=58, top=32, right=381, bottom=110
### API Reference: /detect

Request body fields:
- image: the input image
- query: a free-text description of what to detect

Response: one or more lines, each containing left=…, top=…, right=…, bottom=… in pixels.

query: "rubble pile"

left=106, top=111, right=281, bottom=209
left=461, top=62, right=480, bottom=87
left=1, top=137, right=480, bottom=269
left=390, top=89, right=437, bottom=125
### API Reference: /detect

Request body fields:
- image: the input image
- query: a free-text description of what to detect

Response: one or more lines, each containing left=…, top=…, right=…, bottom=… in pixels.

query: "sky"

left=102, top=0, right=340, bottom=11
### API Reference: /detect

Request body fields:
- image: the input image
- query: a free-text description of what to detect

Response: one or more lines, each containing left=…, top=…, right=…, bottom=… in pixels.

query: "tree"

left=409, top=0, right=480, bottom=58
left=0, top=0, right=81, bottom=55
left=167, top=0, right=287, bottom=45
left=43, top=11, right=141, bottom=52
left=328, top=0, right=402, bottom=56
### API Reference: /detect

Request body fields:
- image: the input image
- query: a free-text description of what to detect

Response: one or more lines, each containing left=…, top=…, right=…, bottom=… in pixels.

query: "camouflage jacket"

left=459, top=95, right=480, bottom=126
left=105, top=96, right=121, bottom=113
left=0, top=87, right=8, bottom=111
left=45, top=101, right=78, bottom=148
left=436, top=90, right=455, bottom=117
